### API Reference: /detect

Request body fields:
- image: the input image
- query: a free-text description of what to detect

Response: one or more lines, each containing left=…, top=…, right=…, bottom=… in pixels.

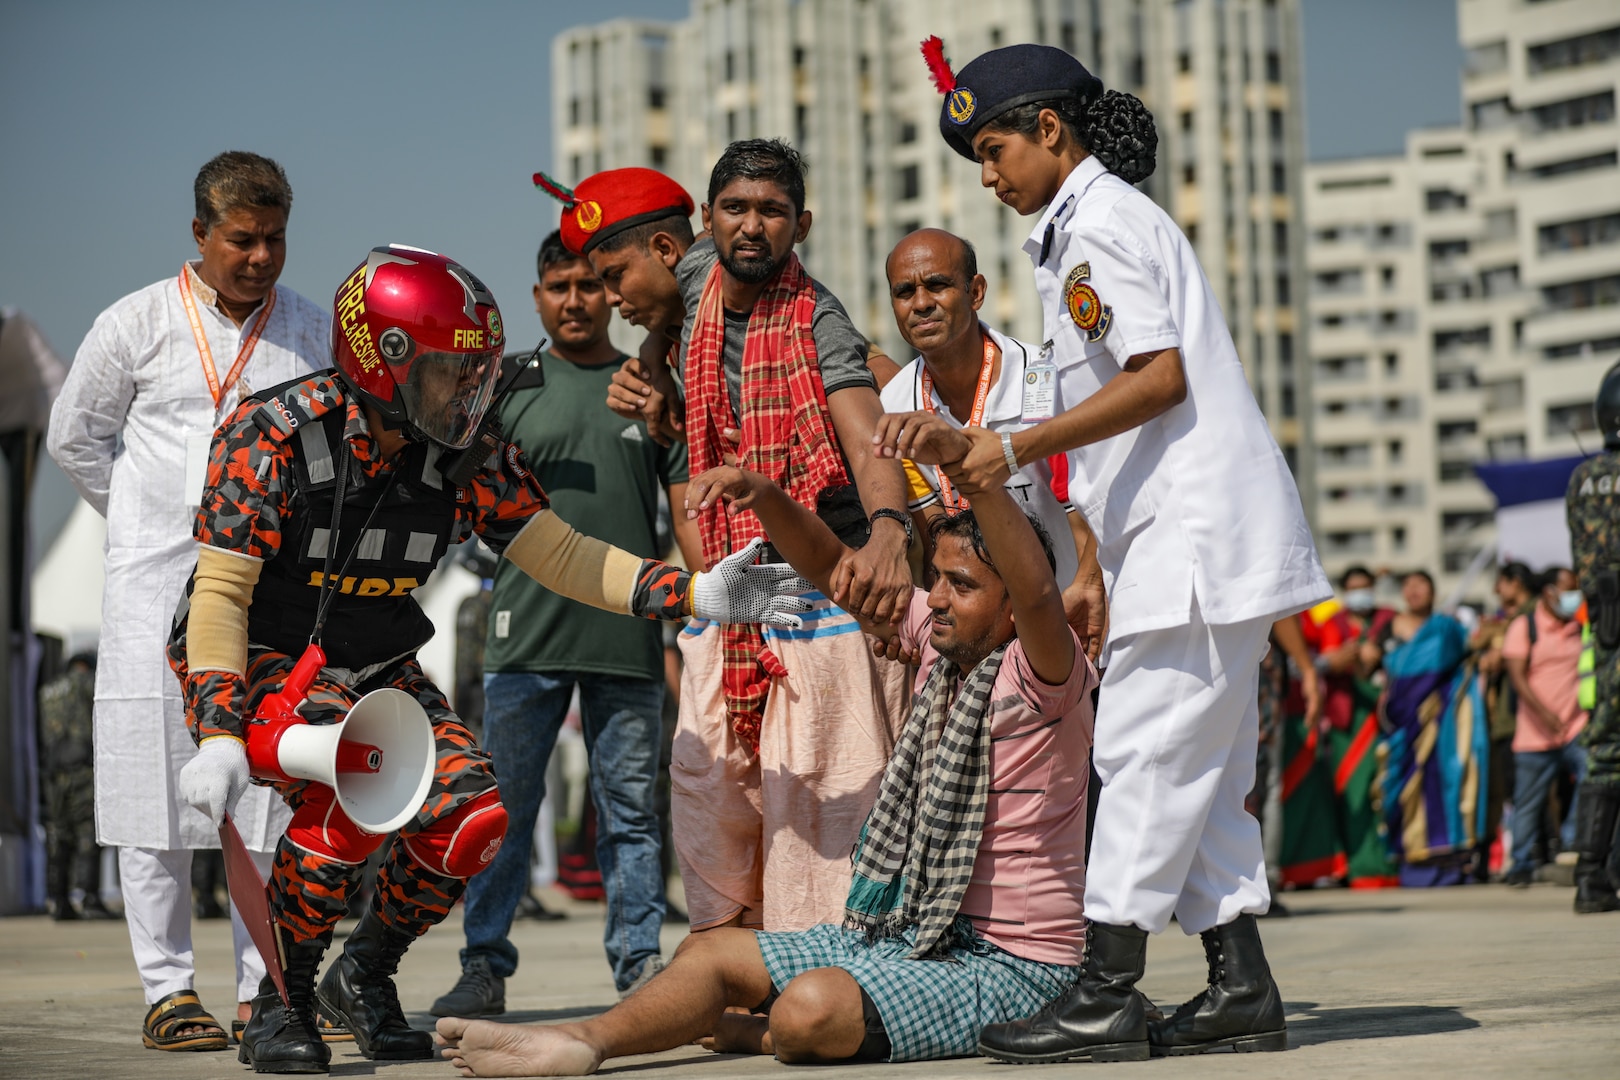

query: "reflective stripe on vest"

left=1579, top=619, right=1596, bottom=712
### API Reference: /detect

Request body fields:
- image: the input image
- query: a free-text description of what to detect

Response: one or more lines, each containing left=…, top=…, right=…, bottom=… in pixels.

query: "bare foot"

left=697, top=1011, right=772, bottom=1055
left=435, top=1017, right=602, bottom=1077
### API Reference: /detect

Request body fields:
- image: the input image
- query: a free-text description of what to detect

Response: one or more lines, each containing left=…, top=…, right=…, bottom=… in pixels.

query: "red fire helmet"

left=331, top=245, right=505, bottom=450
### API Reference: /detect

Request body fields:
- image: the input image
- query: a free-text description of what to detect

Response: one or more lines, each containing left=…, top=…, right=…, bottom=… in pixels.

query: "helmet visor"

left=400, top=348, right=501, bottom=449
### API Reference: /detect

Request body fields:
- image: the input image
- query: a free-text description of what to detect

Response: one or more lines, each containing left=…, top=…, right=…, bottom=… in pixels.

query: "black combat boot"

left=239, top=939, right=331, bottom=1074
left=1573, top=783, right=1620, bottom=915
left=1149, top=914, right=1287, bottom=1055
left=978, top=921, right=1151, bottom=1063
left=315, top=907, right=433, bottom=1060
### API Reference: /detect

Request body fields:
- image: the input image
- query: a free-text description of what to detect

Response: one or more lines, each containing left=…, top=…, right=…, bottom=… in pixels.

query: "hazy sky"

left=5, top=0, right=1462, bottom=550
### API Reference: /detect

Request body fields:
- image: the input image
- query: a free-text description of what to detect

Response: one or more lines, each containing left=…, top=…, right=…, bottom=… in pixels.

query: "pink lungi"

left=670, top=598, right=909, bottom=930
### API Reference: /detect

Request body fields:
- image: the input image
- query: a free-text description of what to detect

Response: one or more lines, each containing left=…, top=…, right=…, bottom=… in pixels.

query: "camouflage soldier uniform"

left=38, top=658, right=108, bottom=918
left=1565, top=360, right=1620, bottom=914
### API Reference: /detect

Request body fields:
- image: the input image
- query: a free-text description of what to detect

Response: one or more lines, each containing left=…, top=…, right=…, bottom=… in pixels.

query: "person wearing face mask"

left=1277, top=567, right=1398, bottom=890
left=1500, top=568, right=1590, bottom=887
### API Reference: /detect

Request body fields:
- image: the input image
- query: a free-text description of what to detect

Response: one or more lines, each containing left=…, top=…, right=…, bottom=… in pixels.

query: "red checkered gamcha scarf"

left=687, top=254, right=849, bottom=752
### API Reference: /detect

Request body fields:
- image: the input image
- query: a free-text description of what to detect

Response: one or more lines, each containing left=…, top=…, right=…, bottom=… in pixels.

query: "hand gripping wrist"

left=689, top=537, right=814, bottom=628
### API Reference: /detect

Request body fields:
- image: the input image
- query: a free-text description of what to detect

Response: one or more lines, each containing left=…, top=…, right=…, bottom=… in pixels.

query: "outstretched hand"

left=689, top=537, right=814, bottom=629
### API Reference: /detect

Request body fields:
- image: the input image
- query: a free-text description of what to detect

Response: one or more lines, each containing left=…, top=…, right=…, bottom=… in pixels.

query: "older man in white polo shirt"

left=879, top=228, right=1103, bottom=661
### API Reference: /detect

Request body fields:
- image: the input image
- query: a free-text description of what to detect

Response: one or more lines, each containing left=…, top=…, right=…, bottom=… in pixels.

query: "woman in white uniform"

left=876, top=40, right=1331, bottom=1062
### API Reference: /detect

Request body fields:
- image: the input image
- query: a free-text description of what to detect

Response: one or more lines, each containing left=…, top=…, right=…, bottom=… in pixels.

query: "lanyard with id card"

left=1021, top=343, right=1058, bottom=424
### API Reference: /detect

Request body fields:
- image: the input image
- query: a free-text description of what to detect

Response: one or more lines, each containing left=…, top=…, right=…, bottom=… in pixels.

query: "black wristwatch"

left=869, top=507, right=914, bottom=545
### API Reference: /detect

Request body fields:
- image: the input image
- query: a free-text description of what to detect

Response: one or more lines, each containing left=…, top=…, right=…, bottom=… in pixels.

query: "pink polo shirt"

left=1501, top=603, right=1588, bottom=753
left=897, top=591, right=1097, bottom=966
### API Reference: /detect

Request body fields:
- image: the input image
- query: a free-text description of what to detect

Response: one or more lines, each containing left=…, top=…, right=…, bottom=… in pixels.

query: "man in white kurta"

left=47, top=151, right=328, bottom=1046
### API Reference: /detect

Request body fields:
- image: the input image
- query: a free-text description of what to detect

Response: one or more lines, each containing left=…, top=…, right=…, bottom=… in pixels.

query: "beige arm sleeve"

left=188, top=545, right=263, bottom=675
left=503, top=509, right=641, bottom=615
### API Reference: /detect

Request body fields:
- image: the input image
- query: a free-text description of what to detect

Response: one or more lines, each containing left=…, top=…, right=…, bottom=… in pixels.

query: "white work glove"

left=690, top=537, right=814, bottom=629
left=178, top=737, right=251, bottom=828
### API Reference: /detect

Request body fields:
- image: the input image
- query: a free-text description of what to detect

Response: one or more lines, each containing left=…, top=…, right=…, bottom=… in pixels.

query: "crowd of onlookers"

left=1263, top=560, right=1594, bottom=896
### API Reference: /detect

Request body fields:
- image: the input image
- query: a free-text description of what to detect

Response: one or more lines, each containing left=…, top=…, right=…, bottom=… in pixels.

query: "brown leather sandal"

left=142, top=989, right=229, bottom=1051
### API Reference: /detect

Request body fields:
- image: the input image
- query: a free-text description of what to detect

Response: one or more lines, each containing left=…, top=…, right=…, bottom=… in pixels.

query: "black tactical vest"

left=245, top=372, right=461, bottom=669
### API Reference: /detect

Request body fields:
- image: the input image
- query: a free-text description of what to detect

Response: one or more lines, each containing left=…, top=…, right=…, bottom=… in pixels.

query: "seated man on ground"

left=436, top=411, right=1097, bottom=1074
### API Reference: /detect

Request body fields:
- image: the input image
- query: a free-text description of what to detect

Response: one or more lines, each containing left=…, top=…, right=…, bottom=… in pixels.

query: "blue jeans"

left=1509, top=741, right=1588, bottom=874
left=462, top=671, right=666, bottom=991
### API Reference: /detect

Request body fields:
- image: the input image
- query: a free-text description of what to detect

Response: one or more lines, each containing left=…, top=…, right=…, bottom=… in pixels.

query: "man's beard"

left=718, top=243, right=783, bottom=285
left=933, top=622, right=1004, bottom=670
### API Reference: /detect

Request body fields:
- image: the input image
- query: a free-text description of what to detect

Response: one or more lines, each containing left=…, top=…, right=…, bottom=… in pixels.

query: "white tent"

left=30, top=498, right=105, bottom=655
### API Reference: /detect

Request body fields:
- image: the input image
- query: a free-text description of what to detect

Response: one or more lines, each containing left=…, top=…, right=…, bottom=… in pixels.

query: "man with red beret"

left=535, top=146, right=913, bottom=935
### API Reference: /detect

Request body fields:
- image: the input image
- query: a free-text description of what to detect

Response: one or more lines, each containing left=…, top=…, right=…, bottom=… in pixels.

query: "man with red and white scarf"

left=542, top=144, right=913, bottom=933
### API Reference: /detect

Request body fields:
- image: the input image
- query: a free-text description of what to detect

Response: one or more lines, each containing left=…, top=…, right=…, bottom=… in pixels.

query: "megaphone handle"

left=282, top=644, right=327, bottom=706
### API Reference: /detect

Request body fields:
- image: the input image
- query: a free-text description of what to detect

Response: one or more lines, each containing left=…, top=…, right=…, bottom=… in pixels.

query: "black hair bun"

left=1085, top=90, right=1158, bottom=185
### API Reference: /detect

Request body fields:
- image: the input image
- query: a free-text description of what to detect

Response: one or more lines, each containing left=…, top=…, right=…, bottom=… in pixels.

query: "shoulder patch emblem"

left=1064, top=264, right=1111, bottom=343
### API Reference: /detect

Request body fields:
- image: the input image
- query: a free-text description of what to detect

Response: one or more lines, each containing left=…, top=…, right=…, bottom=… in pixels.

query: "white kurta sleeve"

left=47, top=309, right=136, bottom=517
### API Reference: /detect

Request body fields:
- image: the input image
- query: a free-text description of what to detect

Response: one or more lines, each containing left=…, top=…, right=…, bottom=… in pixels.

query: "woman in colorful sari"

left=1278, top=566, right=1399, bottom=888
left=1374, top=571, right=1491, bottom=887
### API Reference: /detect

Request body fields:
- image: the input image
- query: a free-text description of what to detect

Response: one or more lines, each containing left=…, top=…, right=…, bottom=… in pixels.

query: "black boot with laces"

left=429, top=953, right=506, bottom=1018
left=977, top=921, right=1152, bottom=1063
left=315, top=908, right=432, bottom=1060
left=239, top=937, right=331, bottom=1074
left=1149, top=914, right=1287, bottom=1055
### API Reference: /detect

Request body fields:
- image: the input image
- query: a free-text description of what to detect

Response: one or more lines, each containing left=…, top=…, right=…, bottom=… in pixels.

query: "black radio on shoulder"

left=442, top=413, right=504, bottom=488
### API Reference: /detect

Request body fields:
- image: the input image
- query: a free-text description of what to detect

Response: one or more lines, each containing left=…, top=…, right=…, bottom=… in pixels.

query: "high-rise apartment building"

left=1305, top=0, right=1619, bottom=596
left=552, top=0, right=1315, bottom=511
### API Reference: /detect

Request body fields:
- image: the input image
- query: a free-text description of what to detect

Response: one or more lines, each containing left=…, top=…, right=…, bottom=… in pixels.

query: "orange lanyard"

left=178, top=265, right=276, bottom=408
left=920, top=330, right=998, bottom=510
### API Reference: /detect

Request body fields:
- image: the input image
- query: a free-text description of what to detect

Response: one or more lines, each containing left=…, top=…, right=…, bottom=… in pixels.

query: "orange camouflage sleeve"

left=463, top=440, right=551, bottom=553
left=171, top=402, right=296, bottom=742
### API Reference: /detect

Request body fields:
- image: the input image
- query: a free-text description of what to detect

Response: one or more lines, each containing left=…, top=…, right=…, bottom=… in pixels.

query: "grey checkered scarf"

left=843, top=642, right=1008, bottom=960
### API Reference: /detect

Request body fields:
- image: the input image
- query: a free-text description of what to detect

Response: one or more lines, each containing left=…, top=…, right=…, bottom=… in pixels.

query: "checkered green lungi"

left=754, top=919, right=1079, bottom=1061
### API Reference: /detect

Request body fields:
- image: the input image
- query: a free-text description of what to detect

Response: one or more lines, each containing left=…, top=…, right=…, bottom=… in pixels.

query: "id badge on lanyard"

left=1021, top=346, right=1058, bottom=424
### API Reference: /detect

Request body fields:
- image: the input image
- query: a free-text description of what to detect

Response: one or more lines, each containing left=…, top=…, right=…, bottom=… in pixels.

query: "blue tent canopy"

left=1473, top=455, right=1589, bottom=509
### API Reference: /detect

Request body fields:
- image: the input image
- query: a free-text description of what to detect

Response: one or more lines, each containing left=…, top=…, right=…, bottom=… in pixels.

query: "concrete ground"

left=1, top=883, right=1616, bottom=1079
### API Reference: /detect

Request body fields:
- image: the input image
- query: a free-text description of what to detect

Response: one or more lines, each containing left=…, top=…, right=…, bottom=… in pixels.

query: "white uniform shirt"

left=47, top=262, right=329, bottom=850
left=1025, top=156, right=1328, bottom=642
left=881, top=322, right=1080, bottom=588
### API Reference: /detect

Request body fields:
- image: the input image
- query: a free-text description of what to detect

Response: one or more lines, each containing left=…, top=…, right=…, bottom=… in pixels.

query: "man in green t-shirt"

left=432, top=232, right=702, bottom=1016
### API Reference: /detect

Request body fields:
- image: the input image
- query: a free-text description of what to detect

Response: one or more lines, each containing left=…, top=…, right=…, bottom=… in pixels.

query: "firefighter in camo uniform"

left=1565, top=359, right=1620, bottom=916
left=165, top=245, right=815, bottom=1074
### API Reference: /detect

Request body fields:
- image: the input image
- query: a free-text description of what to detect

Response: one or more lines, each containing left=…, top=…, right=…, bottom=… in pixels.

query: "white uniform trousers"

left=119, top=846, right=273, bottom=1005
left=1084, top=600, right=1273, bottom=935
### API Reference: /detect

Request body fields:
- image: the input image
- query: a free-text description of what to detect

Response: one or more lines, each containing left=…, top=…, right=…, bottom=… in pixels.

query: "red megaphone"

left=242, top=644, right=435, bottom=834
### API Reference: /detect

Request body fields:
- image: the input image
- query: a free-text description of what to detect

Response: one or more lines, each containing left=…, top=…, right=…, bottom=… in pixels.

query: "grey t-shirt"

left=675, top=238, right=875, bottom=418
left=675, top=238, right=874, bottom=543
